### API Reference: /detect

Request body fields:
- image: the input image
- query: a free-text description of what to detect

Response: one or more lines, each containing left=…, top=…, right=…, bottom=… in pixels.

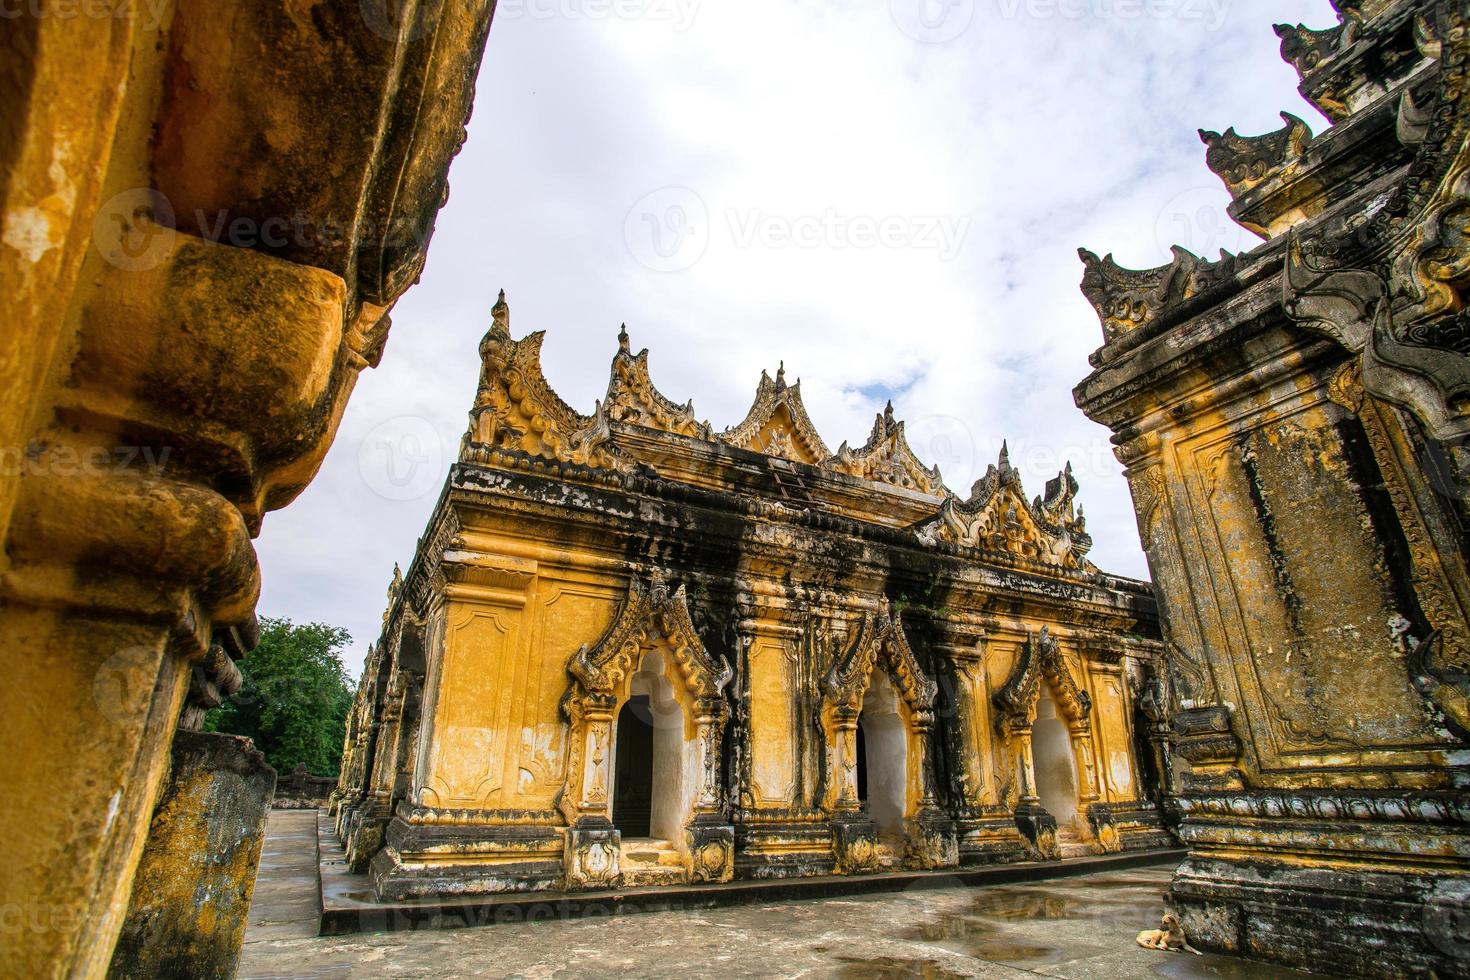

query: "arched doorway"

left=992, top=626, right=1100, bottom=859
left=559, top=575, right=735, bottom=890
left=612, top=695, right=653, bottom=838
left=1031, top=685, right=1080, bottom=832
left=821, top=607, right=956, bottom=872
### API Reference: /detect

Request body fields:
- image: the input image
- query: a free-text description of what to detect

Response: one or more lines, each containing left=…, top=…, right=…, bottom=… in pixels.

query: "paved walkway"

left=240, top=811, right=1318, bottom=979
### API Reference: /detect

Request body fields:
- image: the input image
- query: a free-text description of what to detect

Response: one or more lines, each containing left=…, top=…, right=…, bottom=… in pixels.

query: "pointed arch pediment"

left=827, top=403, right=944, bottom=496
left=604, top=328, right=712, bottom=439
left=993, top=626, right=1092, bottom=735
left=567, top=574, right=732, bottom=703
left=462, top=293, right=626, bottom=471
left=821, top=606, right=938, bottom=718
left=719, top=367, right=831, bottom=464
left=913, top=445, right=1095, bottom=571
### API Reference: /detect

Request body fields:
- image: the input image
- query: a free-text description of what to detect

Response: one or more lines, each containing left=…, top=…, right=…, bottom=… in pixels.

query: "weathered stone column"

left=1074, top=4, right=1470, bottom=974
left=826, top=710, right=863, bottom=812
left=0, top=2, right=496, bottom=973
left=1069, top=725, right=1100, bottom=805
left=1015, top=730, right=1039, bottom=805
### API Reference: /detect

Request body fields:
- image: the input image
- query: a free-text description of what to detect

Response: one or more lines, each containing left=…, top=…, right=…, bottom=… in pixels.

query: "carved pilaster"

left=564, top=826, right=622, bottom=891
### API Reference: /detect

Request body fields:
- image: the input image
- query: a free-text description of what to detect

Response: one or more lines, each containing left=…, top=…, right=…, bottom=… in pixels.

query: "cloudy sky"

left=256, top=0, right=1339, bottom=676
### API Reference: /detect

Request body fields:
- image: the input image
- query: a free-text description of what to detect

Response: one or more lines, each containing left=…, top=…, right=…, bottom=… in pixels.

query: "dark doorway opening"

left=613, top=695, right=653, bottom=838
left=855, top=722, right=869, bottom=807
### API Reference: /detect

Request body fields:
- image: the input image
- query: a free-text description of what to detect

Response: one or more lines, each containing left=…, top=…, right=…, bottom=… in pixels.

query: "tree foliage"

left=206, top=617, right=354, bottom=777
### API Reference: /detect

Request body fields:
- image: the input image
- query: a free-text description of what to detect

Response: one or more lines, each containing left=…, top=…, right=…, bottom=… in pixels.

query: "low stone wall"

left=273, top=768, right=336, bottom=809
left=107, top=731, right=276, bottom=979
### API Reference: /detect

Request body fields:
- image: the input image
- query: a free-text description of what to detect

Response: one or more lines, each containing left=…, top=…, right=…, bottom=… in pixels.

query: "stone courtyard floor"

left=240, top=811, right=1320, bottom=980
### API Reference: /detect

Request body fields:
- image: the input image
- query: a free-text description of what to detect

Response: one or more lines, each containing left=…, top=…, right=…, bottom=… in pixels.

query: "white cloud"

left=255, top=0, right=1339, bottom=674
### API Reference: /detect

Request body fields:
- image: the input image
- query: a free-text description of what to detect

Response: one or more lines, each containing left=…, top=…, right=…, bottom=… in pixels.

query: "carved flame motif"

left=1077, top=246, right=1239, bottom=344
left=1275, top=21, right=1346, bottom=73
left=719, top=363, right=832, bottom=464
left=821, top=604, right=938, bottom=718
left=1200, top=112, right=1314, bottom=199
left=461, top=292, right=625, bottom=470
left=827, top=402, right=944, bottom=496
left=913, top=444, right=1094, bottom=571
left=992, top=626, right=1092, bottom=736
left=1274, top=7, right=1364, bottom=122
left=603, top=325, right=712, bottom=439
left=566, top=573, right=733, bottom=702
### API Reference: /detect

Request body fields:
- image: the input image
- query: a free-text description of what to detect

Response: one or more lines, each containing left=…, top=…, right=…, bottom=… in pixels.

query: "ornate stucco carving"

left=462, top=292, right=626, bottom=471
left=826, top=402, right=944, bottom=495
left=1283, top=238, right=1470, bottom=443
left=604, top=326, right=712, bottom=439
left=820, top=605, right=938, bottom=719
left=1077, top=246, right=1239, bottom=343
left=1200, top=112, right=1314, bottom=199
left=461, top=308, right=971, bottom=500
left=913, top=444, right=1094, bottom=571
left=565, top=573, right=733, bottom=702
left=719, top=363, right=832, bottom=464
left=1129, top=466, right=1167, bottom=544
left=1275, top=21, right=1350, bottom=79
left=1278, top=5, right=1470, bottom=448
left=992, top=626, right=1092, bottom=736
left=1072, top=3, right=1470, bottom=973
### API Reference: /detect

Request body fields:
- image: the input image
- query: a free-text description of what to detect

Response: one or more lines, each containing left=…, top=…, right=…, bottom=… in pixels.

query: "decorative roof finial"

left=618, top=323, right=630, bottom=352
left=776, top=360, right=786, bottom=386
left=490, top=289, right=510, bottom=338
left=999, top=440, right=1011, bottom=468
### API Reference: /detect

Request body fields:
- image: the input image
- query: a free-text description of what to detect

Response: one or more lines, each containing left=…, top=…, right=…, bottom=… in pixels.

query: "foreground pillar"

left=1074, top=3, right=1470, bottom=976
left=0, top=2, right=496, bottom=974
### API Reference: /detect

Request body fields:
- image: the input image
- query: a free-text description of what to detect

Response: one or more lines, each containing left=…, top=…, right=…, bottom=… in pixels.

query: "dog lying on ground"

left=1136, top=912, right=1203, bottom=955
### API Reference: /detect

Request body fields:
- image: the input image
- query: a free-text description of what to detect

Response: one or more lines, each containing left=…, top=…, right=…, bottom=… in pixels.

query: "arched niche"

left=858, top=671, right=910, bottom=835
left=558, top=574, right=734, bottom=888
left=992, top=626, right=1099, bottom=832
left=1032, top=685, right=1081, bottom=831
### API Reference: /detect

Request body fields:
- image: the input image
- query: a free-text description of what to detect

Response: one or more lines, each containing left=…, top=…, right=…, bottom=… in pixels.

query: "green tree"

left=206, top=617, right=354, bottom=777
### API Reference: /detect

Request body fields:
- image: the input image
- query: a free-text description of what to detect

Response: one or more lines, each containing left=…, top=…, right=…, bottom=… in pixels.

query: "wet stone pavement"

left=241, top=812, right=1320, bottom=979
